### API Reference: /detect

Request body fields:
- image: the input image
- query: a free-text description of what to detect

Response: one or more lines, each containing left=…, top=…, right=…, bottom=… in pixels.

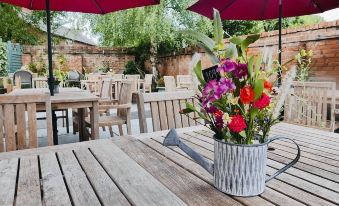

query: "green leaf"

left=182, top=30, right=215, bottom=51
left=239, top=131, right=247, bottom=138
left=250, top=108, right=258, bottom=119
left=253, top=79, right=264, bottom=100
left=229, top=36, right=243, bottom=45
left=254, top=55, right=262, bottom=78
left=213, top=9, right=224, bottom=49
left=196, top=42, right=219, bottom=65
left=241, top=34, right=260, bottom=54
left=193, top=60, right=206, bottom=86
left=225, top=43, right=237, bottom=59
left=247, top=56, right=254, bottom=79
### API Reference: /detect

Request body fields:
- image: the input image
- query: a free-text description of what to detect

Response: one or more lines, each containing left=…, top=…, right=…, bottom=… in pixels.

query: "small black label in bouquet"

left=202, top=65, right=220, bottom=82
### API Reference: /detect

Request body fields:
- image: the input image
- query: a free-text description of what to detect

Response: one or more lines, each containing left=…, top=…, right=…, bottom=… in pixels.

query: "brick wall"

left=22, top=45, right=135, bottom=74
left=155, top=20, right=339, bottom=86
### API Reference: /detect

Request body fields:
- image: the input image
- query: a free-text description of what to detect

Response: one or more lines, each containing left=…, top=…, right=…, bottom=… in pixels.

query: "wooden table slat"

left=16, top=156, right=42, bottom=206
left=57, top=150, right=101, bottom=206
left=0, top=158, right=18, bottom=206
left=90, top=141, right=186, bottom=206
left=40, top=153, right=72, bottom=206
left=74, top=148, right=131, bottom=206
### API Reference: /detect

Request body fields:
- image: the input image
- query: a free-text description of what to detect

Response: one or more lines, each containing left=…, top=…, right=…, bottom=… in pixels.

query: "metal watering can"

left=163, top=129, right=301, bottom=196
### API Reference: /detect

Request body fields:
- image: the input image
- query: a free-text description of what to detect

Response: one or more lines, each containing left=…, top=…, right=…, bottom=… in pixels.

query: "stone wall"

left=22, top=45, right=135, bottom=74
left=155, top=20, right=339, bottom=86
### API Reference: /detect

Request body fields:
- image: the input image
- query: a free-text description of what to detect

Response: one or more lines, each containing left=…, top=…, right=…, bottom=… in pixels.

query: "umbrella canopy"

left=1, top=0, right=159, bottom=14
left=188, top=0, right=339, bottom=20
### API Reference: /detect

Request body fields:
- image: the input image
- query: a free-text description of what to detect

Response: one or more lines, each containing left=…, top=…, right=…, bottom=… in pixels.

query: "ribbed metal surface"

left=214, top=140, right=267, bottom=196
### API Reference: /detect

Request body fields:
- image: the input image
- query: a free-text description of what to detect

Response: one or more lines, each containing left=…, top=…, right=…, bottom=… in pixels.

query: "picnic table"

left=0, top=123, right=339, bottom=206
left=11, top=88, right=100, bottom=141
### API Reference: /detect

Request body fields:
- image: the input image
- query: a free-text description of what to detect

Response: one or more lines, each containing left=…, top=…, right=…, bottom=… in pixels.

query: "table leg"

left=90, top=101, right=99, bottom=139
left=77, top=108, right=87, bottom=141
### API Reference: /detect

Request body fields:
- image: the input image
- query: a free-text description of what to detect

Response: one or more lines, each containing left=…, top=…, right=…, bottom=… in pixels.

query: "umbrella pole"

left=278, top=0, right=282, bottom=86
left=45, top=0, right=58, bottom=145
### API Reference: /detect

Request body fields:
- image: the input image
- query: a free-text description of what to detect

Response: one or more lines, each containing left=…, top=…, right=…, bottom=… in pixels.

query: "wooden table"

left=1, top=123, right=339, bottom=206
left=11, top=88, right=100, bottom=141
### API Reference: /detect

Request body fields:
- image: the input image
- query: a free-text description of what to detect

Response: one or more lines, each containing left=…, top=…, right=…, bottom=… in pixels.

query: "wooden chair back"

left=100, top=78, right=113, bottom=99
left=177, top=75, right=193, bottom=89
left=136, top=90, right=200, bottom=133
left=125, top=75, right=140, bottom=93
left=117, top=81, right=133, bottom=118
left=33, top=77, right=48, bottom=88
left=164, top=76, right=176, bottom=92
left=111, top=74, right=124, bottom=79
left=0, top=94, right=53, bottom=152
left=284, top=81, right=336, bottom=132
left=144, top=74, right=153, bottom=85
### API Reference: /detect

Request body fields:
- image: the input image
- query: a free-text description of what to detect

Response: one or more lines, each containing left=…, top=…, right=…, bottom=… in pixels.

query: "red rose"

left=253, top=93, right=270, bottom=109
left=264, top=80, right=272, bottom=92
left=240, top=86, right=255, bottom=104
left=228, top=115, right=247, bottom=133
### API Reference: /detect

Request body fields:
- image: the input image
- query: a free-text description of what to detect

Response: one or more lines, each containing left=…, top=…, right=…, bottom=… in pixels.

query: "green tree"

left=91, top=0, right=213, bottom=78
left=0, top=3, right=64, bottom=45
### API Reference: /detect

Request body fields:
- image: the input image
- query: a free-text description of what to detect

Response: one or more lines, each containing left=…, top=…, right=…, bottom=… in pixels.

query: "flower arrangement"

left=182, top=10, right=295, bottom=144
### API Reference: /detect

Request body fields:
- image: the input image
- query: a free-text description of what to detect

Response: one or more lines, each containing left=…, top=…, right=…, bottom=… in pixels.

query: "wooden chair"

left=0, top=94, right=53, bottom=152
left=125, top=74, right=140, bottom=94
left=177, top=75, right=193, bottom=89
left=111, top=74, right=124, bottom=79
left=85, top=81, right=133, bottom=137
left=140, top=74, right=153, bottom=93
left=164, top=76, right=187, bottom=92
left=284, top=81, right=336, bottom=132
left=136, top=90, right=200, bottom=133
left=32, top=77, right=48, bottom=88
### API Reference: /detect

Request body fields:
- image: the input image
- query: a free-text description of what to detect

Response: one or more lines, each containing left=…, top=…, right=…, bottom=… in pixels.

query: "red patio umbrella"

left=0, top=0, right=160, bottom=144
left=188, top=0, right=339, bottom=85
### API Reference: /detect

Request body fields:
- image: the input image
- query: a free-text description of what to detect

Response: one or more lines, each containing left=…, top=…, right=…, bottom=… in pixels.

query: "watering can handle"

left=265, top=136, right=301, bottom=182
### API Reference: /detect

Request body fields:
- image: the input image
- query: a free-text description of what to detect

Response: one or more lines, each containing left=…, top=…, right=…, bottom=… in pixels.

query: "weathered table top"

left=1, top=123, right=339, bottom=206
left=11, top=88, right=99, bottom=103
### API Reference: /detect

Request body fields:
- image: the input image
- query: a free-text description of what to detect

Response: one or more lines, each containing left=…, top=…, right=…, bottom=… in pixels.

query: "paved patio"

left=37, top=104, right=153, bottom=146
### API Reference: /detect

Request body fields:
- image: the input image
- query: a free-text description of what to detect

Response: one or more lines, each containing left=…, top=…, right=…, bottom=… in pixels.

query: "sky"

left=316, top=8, right=339, bottom=21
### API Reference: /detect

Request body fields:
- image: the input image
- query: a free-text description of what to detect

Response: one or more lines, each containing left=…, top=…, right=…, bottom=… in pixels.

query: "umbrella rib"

left=92, top=0, right=105, bottom=14
left=311, top=0, right=324, bottom=12
left=219, top=0, right=237, bottom=14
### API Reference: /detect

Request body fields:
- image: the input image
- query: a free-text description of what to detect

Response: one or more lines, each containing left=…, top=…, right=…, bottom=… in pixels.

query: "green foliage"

left=123, top=61, right=144, bottom=76
left=295, top=49, right=313, bottom=81
left=0, top=39, right=8, bottom=77
left=157, top=76, right=165, bottom=87
left=0, top=3, right=64, bottom=45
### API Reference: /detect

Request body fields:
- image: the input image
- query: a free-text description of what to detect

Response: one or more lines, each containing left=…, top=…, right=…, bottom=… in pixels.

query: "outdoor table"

left=0, top=122, right=338, bottom=205
left=10, top=88, right=99, bottom=141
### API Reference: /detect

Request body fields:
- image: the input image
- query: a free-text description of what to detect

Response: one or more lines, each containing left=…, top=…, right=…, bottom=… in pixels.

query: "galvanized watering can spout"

left=163, top=129, right=214, bottom=175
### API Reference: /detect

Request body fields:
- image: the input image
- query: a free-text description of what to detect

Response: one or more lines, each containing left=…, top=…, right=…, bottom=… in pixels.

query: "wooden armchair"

left=136, top=90, right=201, bottom=133
left=284, top=81, right=336, bottom=132
left=176, top=75, right=193, bottom=89
left=140, top=74, right=153, bottom=93
left=85, top=81, right=133, bottom=137
left=164, top=76, right=187, bottom=92
left=125, top=74, right=140, bottom=94
left=0, top=94, right=53, bottom=152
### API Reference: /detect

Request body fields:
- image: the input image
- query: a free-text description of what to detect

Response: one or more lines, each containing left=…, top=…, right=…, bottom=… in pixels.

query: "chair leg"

left=127, top=121, right=132, bottom=135
left=72, top=110, right=78, bottom=135
left=109, top=126, right=114, bottom=137
left=118, top=125, right=123, bottom=136
left=66, top=109, right=69, bottom=134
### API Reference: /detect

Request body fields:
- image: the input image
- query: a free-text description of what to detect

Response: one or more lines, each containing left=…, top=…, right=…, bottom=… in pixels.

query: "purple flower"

left=220, top=78, right=236, bottom=91
left=205, top=105, right=218, bottom=113
left=217, top=59, right=236, bottom=74
left=232, top=63, right=248, bottom=79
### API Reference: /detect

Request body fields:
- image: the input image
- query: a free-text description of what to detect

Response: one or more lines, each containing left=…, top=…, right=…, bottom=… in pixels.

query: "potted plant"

left=0, top=79, right=6, bottom=94
left=166, top=10, right=300, bottom=197
left=6, top=78, right=12, bottom=93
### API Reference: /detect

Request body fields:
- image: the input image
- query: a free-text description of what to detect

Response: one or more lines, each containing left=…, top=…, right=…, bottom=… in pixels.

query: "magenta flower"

left=232, top=63, right=248, bottom=79
left=217, top=59, right=237, bottom=74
